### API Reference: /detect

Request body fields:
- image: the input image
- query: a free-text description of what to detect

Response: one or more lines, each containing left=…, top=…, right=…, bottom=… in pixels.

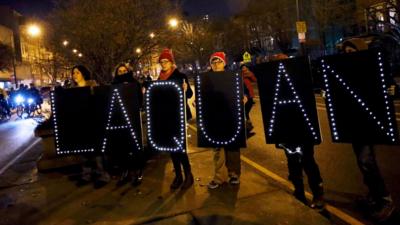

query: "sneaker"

left=371, top=199, right=395, bottom=222
left=310, top=196, right=325, bottom=211
left=131, top=175, right=143, bottom=187
left=228, top=176, right=240, bottom=185
left=207, top=180, right=221, bottom=189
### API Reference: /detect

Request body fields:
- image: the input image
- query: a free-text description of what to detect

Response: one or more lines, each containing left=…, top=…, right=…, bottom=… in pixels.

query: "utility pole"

left=10, top=34, right=17, bottom=87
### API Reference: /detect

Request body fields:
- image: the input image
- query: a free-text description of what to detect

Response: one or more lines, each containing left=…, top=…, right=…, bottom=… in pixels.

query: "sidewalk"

left=0, top=142, right=332, bottom=225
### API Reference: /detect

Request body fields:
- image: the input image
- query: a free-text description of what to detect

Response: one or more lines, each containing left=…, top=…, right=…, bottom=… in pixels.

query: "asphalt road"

left=207, top=94, right=400, bottom=225
left=0, top=118, right=39, bottom=175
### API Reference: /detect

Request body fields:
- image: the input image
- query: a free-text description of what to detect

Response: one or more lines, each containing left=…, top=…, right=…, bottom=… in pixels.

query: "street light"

left=168, top=18, right=179, bottom=29
left=27, top=24, right=42, bottom=85
left=63, top=40, right=69, bottom=46
left=78, top=53, right=83, bottom=57
left=149, top=32, right=155, bottom=39
left=72, top=49, right=78, bottom=54
left=27, top=24, right=41, bottom=37
left=136, top=48, right=142, bottom=54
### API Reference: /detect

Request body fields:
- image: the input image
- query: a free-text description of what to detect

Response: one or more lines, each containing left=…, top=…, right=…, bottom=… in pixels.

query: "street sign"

left=296, top=21, right=307, bottom=33
left=243, top=51, right=252, bottom=63
left=298, top=33, right=306, bottom=43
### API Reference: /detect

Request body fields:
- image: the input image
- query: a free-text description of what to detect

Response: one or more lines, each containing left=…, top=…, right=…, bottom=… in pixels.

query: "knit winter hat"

left=159, top=48, right=175, bottom=63
left=210, top=52, right=227, bottom=66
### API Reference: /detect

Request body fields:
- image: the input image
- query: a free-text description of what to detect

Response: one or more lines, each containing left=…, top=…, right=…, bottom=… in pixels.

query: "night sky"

left=0, top=0, right=54, bottom=18
left=0, top=0, right=248, bottom=19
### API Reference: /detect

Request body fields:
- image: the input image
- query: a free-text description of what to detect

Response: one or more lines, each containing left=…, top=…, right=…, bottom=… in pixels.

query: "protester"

left=207, top=52, right=246, bottom=189
left=0, top=87, right=10, bottom=117
left=72, top=65, right=110, bottom=188
left=111, top=63, right=145, bottom=187
left=340, top=42, right=395, bottom=221
left=28, top=83, right=43, bottom=109
left=240, top=64, right=257, bottom=137
left=157, top=48, right=194, bottom=189
left=267, top=53, right=325, bottom=210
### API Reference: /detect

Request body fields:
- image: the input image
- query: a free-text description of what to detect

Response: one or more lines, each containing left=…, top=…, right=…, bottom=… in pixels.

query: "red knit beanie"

left=210, top=52, right=227, bottom=65
left=159, top=48, right=175, bottom=63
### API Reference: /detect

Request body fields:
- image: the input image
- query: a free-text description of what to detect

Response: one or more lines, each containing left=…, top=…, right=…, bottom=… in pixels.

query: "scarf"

left=159, top=67, right=176, bottom=80
left=113, top=72, right=135, bottom=84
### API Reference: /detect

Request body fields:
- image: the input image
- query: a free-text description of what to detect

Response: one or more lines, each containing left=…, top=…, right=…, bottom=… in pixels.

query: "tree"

left=49, top=0, right=174, bottom=83
left=171, top=19, right=220, bottom=67
left=226, top=0, right=296, bottom=55
left=310, top=0, right=355, bottom=53
left=0, top=43, right=13, bottom=72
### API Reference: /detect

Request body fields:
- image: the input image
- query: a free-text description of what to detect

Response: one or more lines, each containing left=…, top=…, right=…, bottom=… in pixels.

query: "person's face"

left=117, top=66, right=128, bottom=75
left=160, top=59, right=173, bottom=72
left=72, top=68, right=85, bottom=84
left=344, top=46, right=357, bottom=53
left=211, top=58, right=225, bottom=72
left=241, top=66, right=248, bottom=72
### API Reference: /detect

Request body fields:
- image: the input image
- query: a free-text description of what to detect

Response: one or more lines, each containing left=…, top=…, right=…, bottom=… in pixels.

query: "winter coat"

left=158, top=69, right=193, bottom=120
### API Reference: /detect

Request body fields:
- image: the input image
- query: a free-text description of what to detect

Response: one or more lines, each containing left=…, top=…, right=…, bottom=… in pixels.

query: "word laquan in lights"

left=51, top=50, right=399, bottom=157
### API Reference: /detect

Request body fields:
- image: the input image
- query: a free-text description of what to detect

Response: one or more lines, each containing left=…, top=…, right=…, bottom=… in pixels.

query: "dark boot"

left=293, top=180, right=307, bottom=205
left=170, top=174, right=183, bottom=189
left=181, top=171, right=194, bottom=189
left=310, top=182, right=325, bottom=210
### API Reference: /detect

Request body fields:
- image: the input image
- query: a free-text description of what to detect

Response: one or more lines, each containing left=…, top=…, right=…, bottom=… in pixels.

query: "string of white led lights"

left=321, top=52, right=396, bottom=143
left=195, top=73, right=243, bottom=145
left=268, top=63, right=319, bottom=141
left=51, top=91, right=95, bottom=154
left=101, top=88, right=142, bottom=153
left=145, top=81, right=186, bottom=152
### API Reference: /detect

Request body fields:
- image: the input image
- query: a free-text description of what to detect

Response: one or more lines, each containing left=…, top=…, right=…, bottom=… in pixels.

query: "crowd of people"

left=39, top=47, right=396, bottom=223
left=0, top=83, right=43, bottom=119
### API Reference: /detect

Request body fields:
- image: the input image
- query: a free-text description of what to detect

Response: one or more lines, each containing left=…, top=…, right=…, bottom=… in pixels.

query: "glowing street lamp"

left=168, top=18, right=179, bottom=28
left=78, top=53, right=83, bottom=57
left=72, top=49, right=78, bottom=54
left=136, top=48, right=142, bottom=54
left=27, top=24, right=41, bottom=37
left=149, top=32, right=155, bottom=39
left=63, top=40, right=69, bottom=46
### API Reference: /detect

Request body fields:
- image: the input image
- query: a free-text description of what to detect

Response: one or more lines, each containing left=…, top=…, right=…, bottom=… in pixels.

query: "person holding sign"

left=207, top=52, right=246, bottom=189
left=268, top=54, right=325, bottom=210
left=340, top=43, right=395, bottom=221
left=72, top=65, right=111, bottom=188
left=111, top=63, right=145, bottom=187
left=157, top=49, right=194, bottom=189
left=240, top=64, right=257, bottom=137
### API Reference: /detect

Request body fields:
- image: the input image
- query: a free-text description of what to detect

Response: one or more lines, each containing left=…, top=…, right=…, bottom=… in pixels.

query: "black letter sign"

left=94, top=84, right=143, bottom=154
left=51, top=87, right=97, bottom=155
left=195, top=71, right=247, bottom=148
left=145, top=81, right=187, bottom=152
left=254, top=57, right=321, bottom=144
left=320, top=50, right=399, bottom=144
